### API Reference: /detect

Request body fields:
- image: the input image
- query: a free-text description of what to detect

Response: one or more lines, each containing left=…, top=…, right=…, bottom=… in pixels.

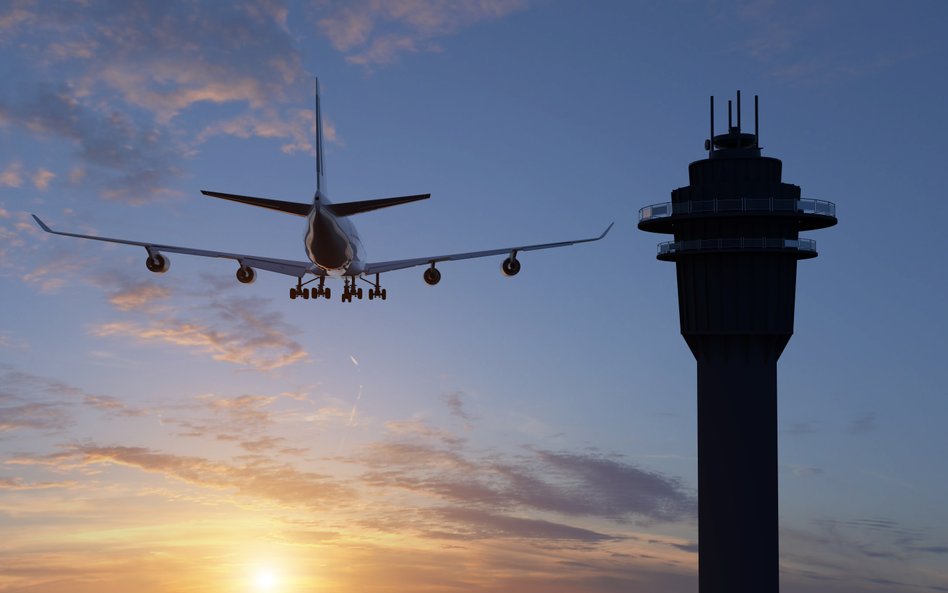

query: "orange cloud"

left=107, top=281, right=172, bottom=311
left=92, top=297, right=308, bottom=371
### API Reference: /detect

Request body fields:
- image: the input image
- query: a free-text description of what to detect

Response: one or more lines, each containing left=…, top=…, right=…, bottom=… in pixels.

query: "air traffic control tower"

left=638, top=92, right=836, bottom=593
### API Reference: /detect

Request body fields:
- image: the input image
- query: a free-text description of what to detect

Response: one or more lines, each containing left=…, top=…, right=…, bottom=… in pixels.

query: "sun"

left=254, top=567, right=280, bottom=592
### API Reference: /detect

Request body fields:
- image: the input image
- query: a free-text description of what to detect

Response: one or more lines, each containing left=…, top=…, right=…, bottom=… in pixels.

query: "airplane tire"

left=381, top=289, right=387, bottom=300
left=324, top=287, right=331, bottom=299
left=302, top=288, right=310, bottom=299
left=357, top=287, right=363, bottom=299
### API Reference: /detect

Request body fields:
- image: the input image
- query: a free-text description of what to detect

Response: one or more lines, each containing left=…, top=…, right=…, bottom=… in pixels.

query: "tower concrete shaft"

left=638, top=92, right=836, bottom=593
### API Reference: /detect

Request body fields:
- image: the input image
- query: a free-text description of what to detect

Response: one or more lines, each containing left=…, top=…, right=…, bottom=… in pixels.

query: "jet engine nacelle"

left=423, top=266, right=441, bottom=285
left=236, top=265, right=256, bottom=284
left=145, top=253, right=170, bottom=273
left=501, top=256, right=521, bottom=277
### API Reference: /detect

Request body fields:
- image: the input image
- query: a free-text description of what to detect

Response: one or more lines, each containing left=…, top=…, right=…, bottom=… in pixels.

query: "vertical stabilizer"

left=315, top=77, right=326, bottom=195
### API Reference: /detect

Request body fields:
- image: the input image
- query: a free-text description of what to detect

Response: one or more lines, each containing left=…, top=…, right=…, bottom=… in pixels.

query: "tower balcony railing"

left=639, top=198, right=835, bottom=222
left=657, top=237, right=816, bottom=256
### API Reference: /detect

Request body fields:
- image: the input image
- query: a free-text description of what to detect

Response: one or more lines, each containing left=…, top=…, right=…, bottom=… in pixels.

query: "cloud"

left=316, top=0, right=530, bottom=67
left=202, top=394, right=278, bottom=430
left=433, top=507, right=616, bottom=542
left=0, top=364, right=144, bottom=426
left=442, top=391, right=472, bottom=421
left=107, top=281, right=172, bottom=311
left=0, top=162, right=24, bottom=187
left=195, top=107, right=318, bottom=154
left=0, top=476, right=78, bottom=491
left=20, top=254, right=93, bottom=293
left=92, top=296, right=308, bottom=371
left=25, top=444, right=352, bottom=511
left=0, top=84, right=185, bottom=203
left=351, top=434, right=695, bottom=524
left=1, top=2, right=315, bottom=203
left=31, top=168, right=55, bottom=190
left=0, top=402, right=71, bottom=433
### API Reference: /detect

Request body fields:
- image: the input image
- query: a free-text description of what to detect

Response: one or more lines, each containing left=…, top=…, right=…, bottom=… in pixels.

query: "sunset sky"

left=2, top=1, right=948, bottom=592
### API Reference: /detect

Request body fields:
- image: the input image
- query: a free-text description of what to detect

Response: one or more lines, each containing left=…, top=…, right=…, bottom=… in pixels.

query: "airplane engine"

left=501, top=256, right=521, bottom=277
left=145, top=253, right=170, bottom=273
left=236, top=265, right=256, bottom=284
left=423, top=267, right=441, bottom=285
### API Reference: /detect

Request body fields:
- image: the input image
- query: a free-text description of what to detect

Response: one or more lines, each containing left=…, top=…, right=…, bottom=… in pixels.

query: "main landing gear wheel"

left=367, top=274, right=387, bottom=300
left=341, top=278, right=366, bottom=303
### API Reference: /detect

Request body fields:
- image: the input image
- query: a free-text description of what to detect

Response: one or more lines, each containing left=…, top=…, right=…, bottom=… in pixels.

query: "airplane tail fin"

left=326, top=194, right=430, bottom=217
left=315, top=77, right=326, bottom=195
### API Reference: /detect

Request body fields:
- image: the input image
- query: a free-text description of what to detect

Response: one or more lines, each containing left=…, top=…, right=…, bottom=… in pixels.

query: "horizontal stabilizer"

left=327, top=193, right=430, bottom=217
left=201, top=190, right=312, bottom=216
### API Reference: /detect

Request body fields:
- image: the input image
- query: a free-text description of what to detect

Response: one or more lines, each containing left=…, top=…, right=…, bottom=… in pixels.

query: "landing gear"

left=341, top=278, right=365, bottom=303
left=313, top=277, right=330, bottom=299
left=289, top=276, right=329, bottom=301
left=367, top=273, right=387, bottom=300
left=289, top=275, right=387, bottom=302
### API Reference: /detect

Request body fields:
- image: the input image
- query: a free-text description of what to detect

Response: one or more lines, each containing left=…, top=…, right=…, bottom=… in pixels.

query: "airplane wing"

left=363, top=223, right=614, bottom=275
left=31, top=215, right=318, bottom=278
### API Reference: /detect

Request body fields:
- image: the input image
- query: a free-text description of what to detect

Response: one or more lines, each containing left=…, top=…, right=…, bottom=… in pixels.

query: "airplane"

left=32, top=79, right=612, bottom=303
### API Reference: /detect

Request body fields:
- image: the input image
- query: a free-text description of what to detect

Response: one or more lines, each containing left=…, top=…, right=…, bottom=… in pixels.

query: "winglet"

left=598, top=222, right=615, bottom=240
left=32, top=214, right=53, bottom=233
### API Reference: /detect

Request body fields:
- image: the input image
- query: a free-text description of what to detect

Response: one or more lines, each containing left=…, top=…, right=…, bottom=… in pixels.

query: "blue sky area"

left=1, top=1, right=947, bottom=592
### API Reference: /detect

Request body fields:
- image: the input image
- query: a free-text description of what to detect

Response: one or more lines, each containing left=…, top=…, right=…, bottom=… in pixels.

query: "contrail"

left=346, top=354, right=362, bottom=426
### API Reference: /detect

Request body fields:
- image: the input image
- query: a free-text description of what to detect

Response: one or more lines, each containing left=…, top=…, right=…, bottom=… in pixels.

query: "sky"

left=1, top=1, right=947, bottom=592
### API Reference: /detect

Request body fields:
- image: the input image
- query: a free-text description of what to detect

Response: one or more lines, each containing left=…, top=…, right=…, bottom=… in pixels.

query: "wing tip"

left=598, top=222, right=615, bottom=240
left=31, top=214, right=53, bottom=233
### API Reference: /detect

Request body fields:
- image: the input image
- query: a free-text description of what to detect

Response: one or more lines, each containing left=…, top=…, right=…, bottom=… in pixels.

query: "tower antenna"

left=709, top=96, right=715, bottom=155
left=728, top=100, right=733, bottom=130
left=755, top=95, right=759, bottom=148
left=737, top=90, right=742, bottom=131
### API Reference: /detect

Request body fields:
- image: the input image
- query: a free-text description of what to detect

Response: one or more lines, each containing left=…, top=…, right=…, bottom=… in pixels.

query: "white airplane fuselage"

left=305, top=193, right=365, bottom=276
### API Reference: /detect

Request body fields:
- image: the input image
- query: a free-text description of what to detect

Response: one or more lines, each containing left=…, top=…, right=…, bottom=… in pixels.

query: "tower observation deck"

left=638, top=92, right=836, bottom=593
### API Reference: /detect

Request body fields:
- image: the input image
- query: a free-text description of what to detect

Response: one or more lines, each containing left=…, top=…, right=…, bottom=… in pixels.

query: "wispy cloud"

left=92, top=296, right=308, bottom=371
left=0, top=402, right=71, bottom=433
left=442, top=391, right=473, bottom=421
left=0, top=364, right=144, bottom=436
left=350, top=427, right=695, bottom=526
left=0, top=2, right=311, bottom=203
left=0, top=84, right=185, bottom=203
left=0, top=162, right=24, bottom=187
left=781, top=517, right=948, bottom=591
left=107, top=281, right=172, bottom=312
left=717, top=0, right=911, bottom=86
left=21, top=444, right=353, bottom=511
left=317, top=0, right=530, bottom=67
left=195, top=107, right=318, bottom=154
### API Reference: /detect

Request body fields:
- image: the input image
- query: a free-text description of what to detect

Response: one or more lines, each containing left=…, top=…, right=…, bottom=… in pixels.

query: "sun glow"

left=254, top=567, right=280, bottom=592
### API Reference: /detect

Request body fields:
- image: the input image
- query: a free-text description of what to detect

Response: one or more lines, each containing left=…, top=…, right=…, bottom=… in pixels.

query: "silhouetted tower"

left=638, top=92, right=836, bottom=593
